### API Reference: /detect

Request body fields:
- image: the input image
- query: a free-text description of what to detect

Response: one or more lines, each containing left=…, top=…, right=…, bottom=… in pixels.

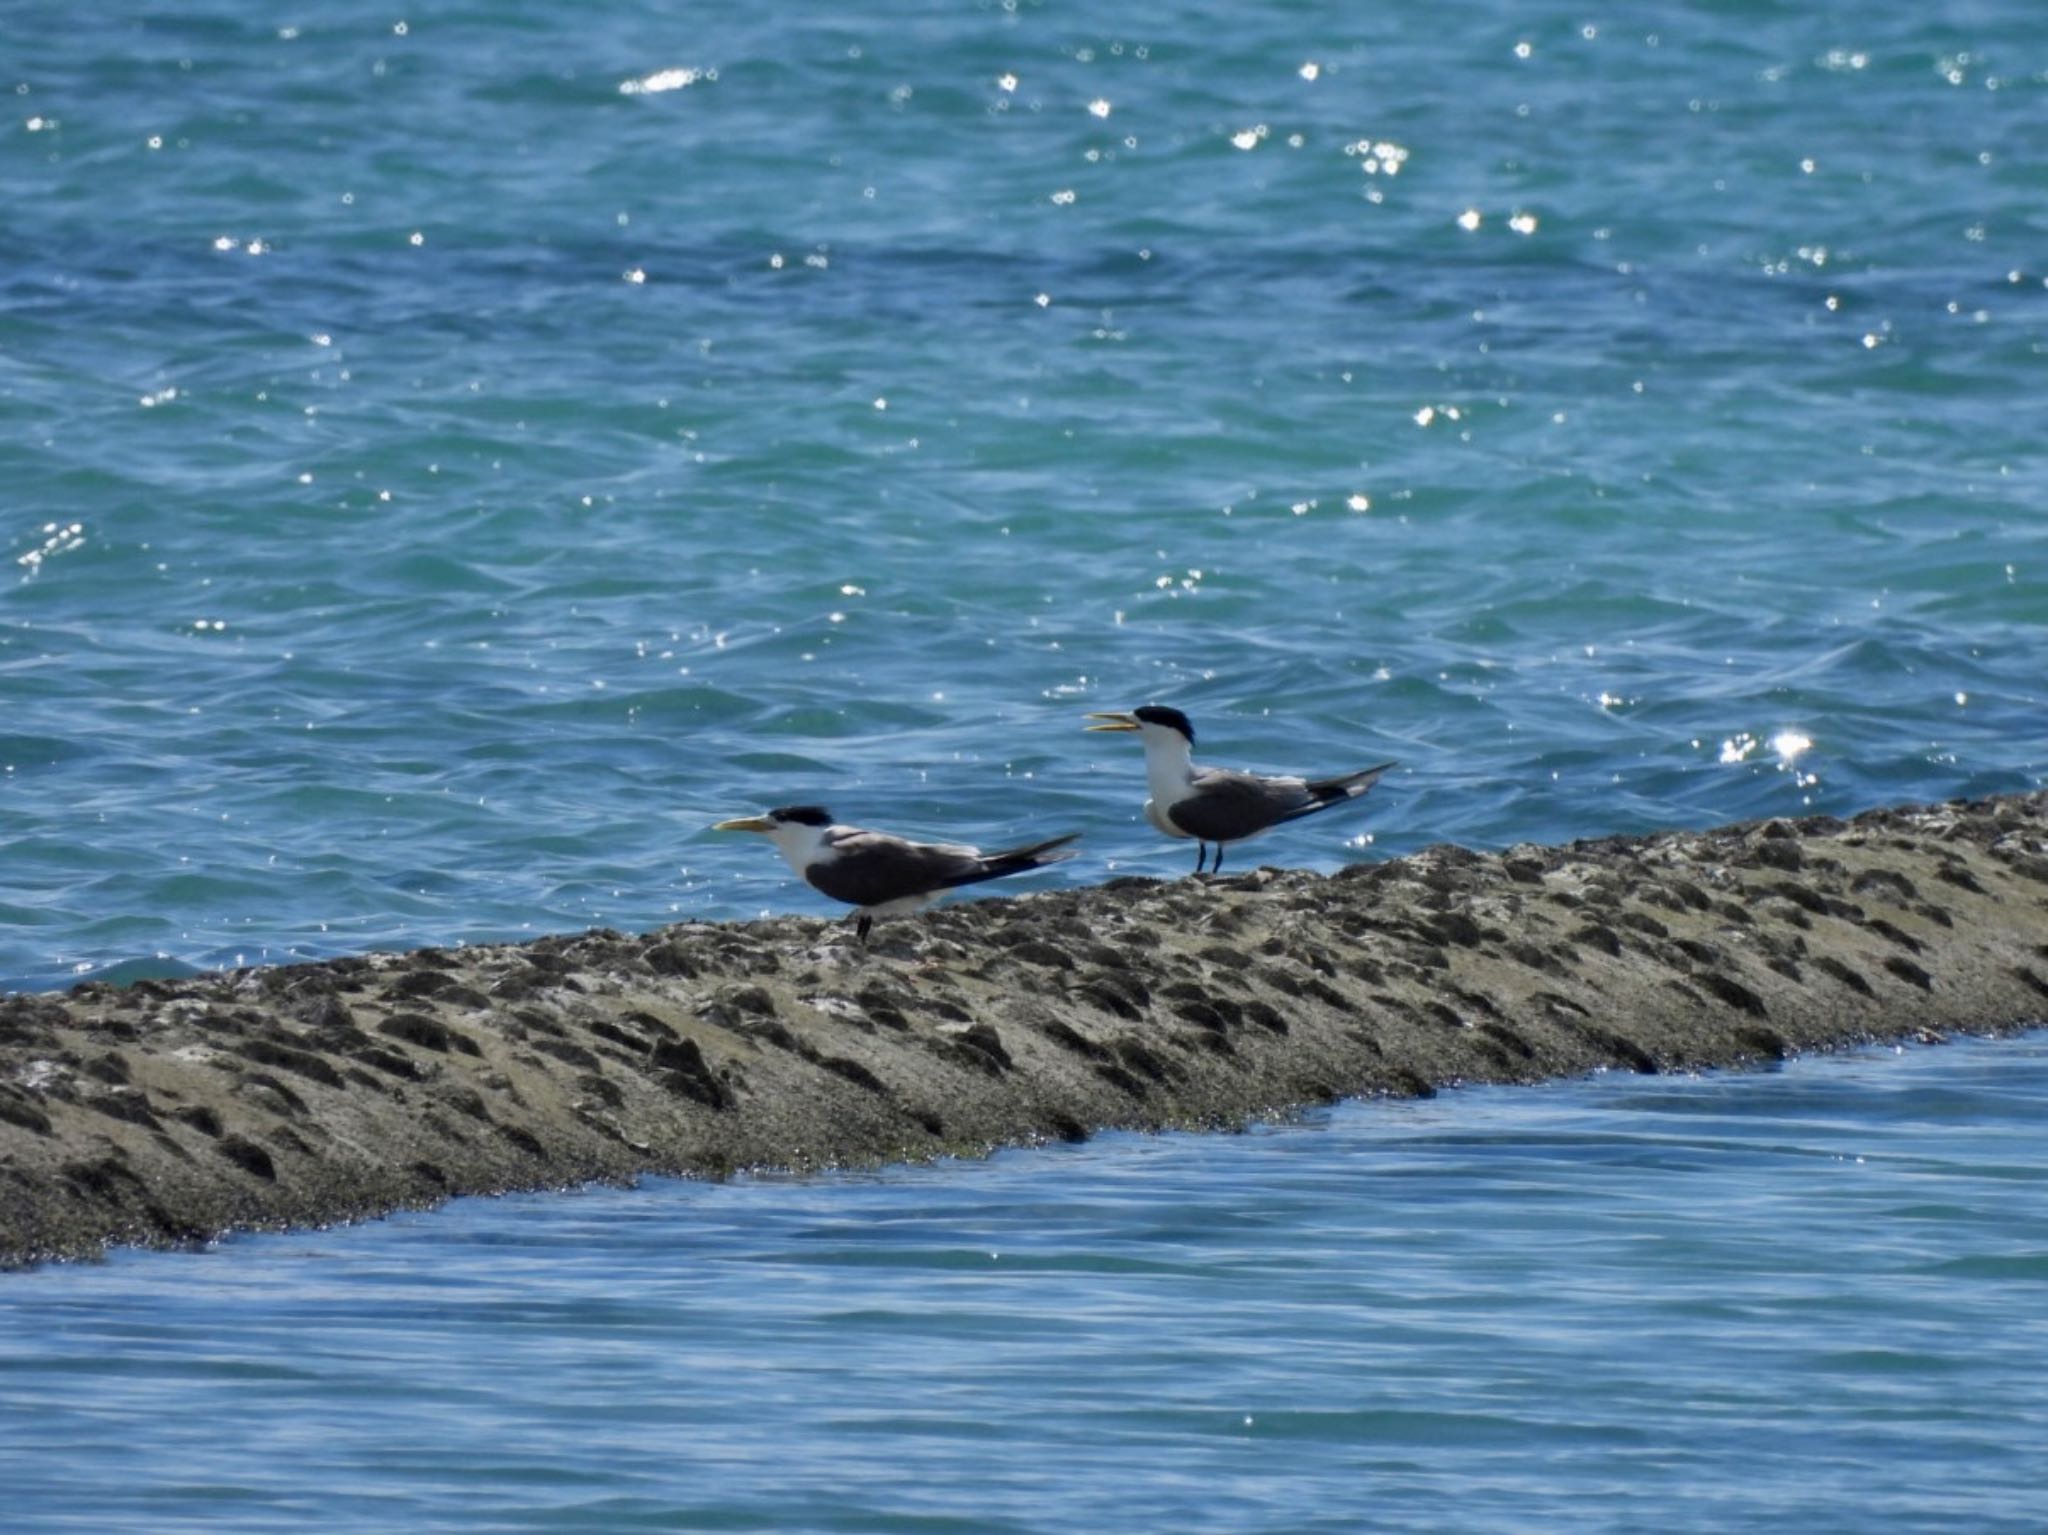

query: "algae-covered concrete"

left=4, top=793, right=2046, bottom=1268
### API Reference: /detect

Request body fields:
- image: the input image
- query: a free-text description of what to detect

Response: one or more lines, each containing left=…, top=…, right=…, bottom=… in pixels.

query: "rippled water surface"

left=4, top=7, right=2048, bottom=1525
left=4, top=1034, right=2046, bottom=1533
left=3, top=0, right=2045, bottom=988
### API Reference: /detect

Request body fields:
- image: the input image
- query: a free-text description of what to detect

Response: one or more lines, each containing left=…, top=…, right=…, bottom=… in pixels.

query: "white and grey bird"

left=1085, top=705, right=1394, bottom=874
left=713, top=805, right=1081, bottom=941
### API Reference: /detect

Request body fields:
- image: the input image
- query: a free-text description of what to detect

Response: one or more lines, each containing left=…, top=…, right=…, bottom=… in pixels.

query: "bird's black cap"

left=768, top=805, right=834, bottom=827
left=1132, top=705, right=1194, bottom=742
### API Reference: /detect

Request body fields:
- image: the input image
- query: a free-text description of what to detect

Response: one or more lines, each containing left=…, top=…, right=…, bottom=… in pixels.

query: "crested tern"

left=713, top=805, right=1080, bottom=940
left=1085, top=705, right=1394, bottom=873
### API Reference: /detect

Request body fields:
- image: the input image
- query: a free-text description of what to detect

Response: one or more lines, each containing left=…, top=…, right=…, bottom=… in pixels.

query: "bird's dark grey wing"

left=1165, top=769, right=1315, bottom=843
left=803, top=829, right=984, bottom=909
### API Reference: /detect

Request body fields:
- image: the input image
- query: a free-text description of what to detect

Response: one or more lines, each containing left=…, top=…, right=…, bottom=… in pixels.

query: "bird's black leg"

left=1193, top=842, right=1207, bottom=874
left=1213, top=844, right=1225, bottom=874
left=855, top=914, right=873, bottom=944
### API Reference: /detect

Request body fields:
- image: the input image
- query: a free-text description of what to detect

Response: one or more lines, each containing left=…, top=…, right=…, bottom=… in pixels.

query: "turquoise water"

left=4, top=1033, right=2047, bottom=1532
left=6, top=8, right=2048, bottom=1527
left=3, top=1, right=2045, bottom=989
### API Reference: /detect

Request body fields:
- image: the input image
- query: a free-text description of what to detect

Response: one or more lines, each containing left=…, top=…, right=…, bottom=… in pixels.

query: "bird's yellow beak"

left=712, top=816, right=775, bottom=833
left=1084, top=711, right=1141, bottom=733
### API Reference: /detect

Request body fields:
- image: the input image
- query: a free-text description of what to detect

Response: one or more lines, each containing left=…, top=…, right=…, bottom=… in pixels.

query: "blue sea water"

left=6, top=5, right=2048, bottom=1528
left=3, top=0, right=2045, bottom=989
left=4, top=1033, right=2047, bottom=1533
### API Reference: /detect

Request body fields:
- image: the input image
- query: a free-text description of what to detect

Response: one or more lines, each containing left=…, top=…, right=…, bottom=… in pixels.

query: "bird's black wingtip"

left=992, top=830, right=1083, bottom=864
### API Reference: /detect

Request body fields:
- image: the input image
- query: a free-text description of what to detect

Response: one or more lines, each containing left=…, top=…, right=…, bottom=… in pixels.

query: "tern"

left=713, top=806, right=1081, bottom=941
left=1085, top=706, right=1394, bottom=873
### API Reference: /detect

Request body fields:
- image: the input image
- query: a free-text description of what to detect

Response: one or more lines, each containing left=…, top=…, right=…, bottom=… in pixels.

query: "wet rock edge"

left=3, top=791, right=2045, bottom=1269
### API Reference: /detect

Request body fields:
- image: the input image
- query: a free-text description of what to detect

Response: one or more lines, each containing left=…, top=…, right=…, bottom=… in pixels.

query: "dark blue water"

left=4, top=1034, right=2046, bottom=1533
left=3, top=1, right=2046, bottom=989
left=6, top=6, right=2048, bottom=1526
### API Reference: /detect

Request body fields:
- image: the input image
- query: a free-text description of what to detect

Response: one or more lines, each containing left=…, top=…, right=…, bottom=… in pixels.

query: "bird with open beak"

left=1085, top=705, right=1394, bottom=874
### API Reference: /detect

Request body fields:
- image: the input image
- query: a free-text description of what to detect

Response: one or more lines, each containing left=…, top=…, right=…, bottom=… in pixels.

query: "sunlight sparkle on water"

left=620, top=67, right=709, bottom=96
left=15, top=521, right=86, bottom=575
left=1345, top=140, right=1409, bottom=176
left=1770, top=730, right=1813, bottom=763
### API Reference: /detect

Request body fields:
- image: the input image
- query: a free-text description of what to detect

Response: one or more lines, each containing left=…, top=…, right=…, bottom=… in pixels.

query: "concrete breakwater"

left=4, top=793, right=2046, bottom=1268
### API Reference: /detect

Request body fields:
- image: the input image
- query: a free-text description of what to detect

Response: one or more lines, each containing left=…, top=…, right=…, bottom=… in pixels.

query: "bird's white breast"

left=767, top=821, right=836, bottom=875
left=1142, top=796, right=1189, bottom=839
left=1140, top=738, right=1198, bottom=823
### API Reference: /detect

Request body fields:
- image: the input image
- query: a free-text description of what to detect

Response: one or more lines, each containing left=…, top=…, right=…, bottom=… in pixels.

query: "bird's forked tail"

left=979, top=831, right=1083, bottom=871
left=1288, top=761, right=1397, bottom=820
